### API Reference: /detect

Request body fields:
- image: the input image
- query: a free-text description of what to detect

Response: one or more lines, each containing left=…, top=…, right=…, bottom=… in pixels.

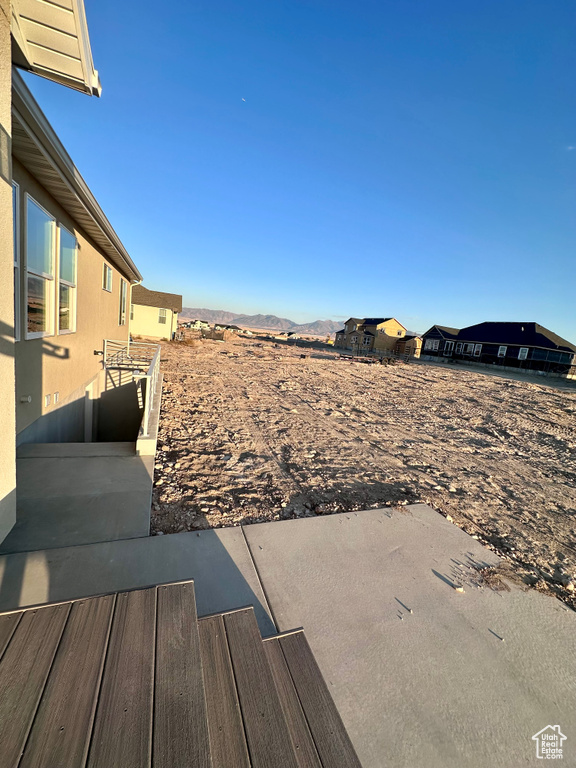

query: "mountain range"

left=180, top=308, right=343, bottom=336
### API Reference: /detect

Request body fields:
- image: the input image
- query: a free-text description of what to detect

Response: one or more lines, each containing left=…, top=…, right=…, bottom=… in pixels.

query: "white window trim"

left=13, top=182, right=21, bottom=342
left=24, top=193, right=56, bottom=340
left=473, top=343, right=482, bottom=357
left=444, top=340, right=454, bottom=354
left=159, top=308, right=167, bottom=324
left=57, top=224, right=77, bottom=335
left=464, top=343, right=474, bottom=354
left=455, top=342, right=463, bottom=354
left=425, top=338, right=440, bottom=351
left=103, top=263, right=113, bottom=292
left=518, top=347, right=529, bottom=360
left=498, top=346, right=507, bottom=357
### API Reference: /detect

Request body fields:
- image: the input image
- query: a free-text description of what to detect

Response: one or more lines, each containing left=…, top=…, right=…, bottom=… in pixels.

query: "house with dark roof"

left=130, top=285, right=183, bottom=341
left=335, top=317, right=407, bottom=353
left=422, top=322, right=576, bottom=376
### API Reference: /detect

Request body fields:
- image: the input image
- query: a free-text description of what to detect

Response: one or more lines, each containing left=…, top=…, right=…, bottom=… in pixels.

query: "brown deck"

left=0, top=581, right=362, bottom=767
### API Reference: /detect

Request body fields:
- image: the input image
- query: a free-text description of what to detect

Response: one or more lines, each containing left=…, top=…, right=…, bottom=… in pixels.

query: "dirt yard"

left=151, top=336, right=576, bottom=607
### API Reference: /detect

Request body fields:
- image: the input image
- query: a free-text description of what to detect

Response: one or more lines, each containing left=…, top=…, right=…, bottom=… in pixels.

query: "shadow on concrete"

left=0, top=526, right=276, bottom=636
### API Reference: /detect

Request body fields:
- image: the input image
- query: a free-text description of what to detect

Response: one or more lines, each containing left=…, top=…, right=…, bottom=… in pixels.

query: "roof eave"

left=12, top=71, right=142, bottom=283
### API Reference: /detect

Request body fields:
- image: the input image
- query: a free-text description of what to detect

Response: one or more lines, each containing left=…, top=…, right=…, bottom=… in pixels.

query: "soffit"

left=12, top=73, right=141, bottom=282
left=11, top=0, right=101, bottom=96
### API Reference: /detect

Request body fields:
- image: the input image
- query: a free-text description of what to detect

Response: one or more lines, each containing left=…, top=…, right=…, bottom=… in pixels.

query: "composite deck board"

left=20, top=595, right=116, bottom=768
left=279, top=632, right=362, bottom=768
left=198, top=615, right=250, bottom=768
left=0, top=603, right=70, bottom=768
left=224, top=609, right=299, bottom=768
left=0, top=611, right=22, bottom=658
left=87, top=587, right=156, bottom=768
left=153, top=581, right=211, bottom=768
left=264, top=638, right=322, bottom=768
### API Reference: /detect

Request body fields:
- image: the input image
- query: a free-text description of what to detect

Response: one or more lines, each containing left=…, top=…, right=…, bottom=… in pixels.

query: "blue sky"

left=25, top=0, right=576, bottom=338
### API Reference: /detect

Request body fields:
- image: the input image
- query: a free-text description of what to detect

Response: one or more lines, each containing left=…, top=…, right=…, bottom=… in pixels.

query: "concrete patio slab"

left=244, top=505, right=576, bottom=768
left=0, top=527, right=275, bottom=636
left=0, top=454, right=154, bottom=554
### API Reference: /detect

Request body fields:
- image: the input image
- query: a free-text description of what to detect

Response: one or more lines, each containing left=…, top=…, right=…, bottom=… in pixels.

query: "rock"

left=448, top=486, right=457, bottom=493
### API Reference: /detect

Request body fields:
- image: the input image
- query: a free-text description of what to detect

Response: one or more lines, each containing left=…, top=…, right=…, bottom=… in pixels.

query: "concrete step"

left=16, top=442, right=136, bottom=458
left=0, top=527, right=275, bottom=637
left=0, top=454, right=153, bottom=554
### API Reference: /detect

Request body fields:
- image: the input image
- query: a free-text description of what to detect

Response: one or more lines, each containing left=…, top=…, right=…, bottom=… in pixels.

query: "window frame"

left=119, top=279, right=127, bottom=325
left=24, top=193, right=56, bottom=340
left=497, top=345, right=507, bottom=358
left=444, top=340, right=454, bottom=355
left=57, top=224, right=77, bottom=335
left=102, top=263, right=113, bottom=292
left=518, top=347, right=529, bottom=361
left=455, top=342, right=463, bottom=354
left=464, top=343, right=474, bottom=355
left=473, top=343, right=482, bottom=357
left=158, top=308, right=167, bottom=325
left=424, top=338, right=440, bottom=351
left=13, top=182, right=21, bottom=342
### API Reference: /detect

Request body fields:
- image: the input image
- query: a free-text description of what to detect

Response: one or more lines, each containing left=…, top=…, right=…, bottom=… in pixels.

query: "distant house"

left=421, top=322, right=576, bottom=376
left=335, top=317, right=407, bottom=353
left=186, top=319, right=210, bottom=330
left=130, top=286, right=182, bottom=341
left=287, top=332, right=300, bottom=340
left=396, top=334, right=422, bottom=358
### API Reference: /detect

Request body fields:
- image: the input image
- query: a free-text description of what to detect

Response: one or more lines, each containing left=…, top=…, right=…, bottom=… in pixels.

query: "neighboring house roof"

left=132, top=285, right=183, bottom=313
left=362, top=318, right=392, bottom=325
left=11, top=0, right=101, bottom=96
left=402, top=334, right=421, bottom=341
left=335, top=329, right=345, bottom=334
left=362, top=331, right=374, bottom=337
left=423, top=325, right=460, bottom=339
left=11, top=72, right=141, bottom=282
left=458, top=322, right=576, bottom=353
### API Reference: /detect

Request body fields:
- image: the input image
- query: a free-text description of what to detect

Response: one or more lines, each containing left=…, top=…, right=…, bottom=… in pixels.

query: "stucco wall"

left=0, top=0, right=17, bottom=541
left=12, top=158, right=132, bottom=441
left=130, top=303, right=177, bottom=340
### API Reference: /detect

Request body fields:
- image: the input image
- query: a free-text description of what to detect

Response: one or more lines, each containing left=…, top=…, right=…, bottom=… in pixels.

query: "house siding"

left=131, top=303, right=178, bottom=341
left=12, top=158, right=132, bottom=442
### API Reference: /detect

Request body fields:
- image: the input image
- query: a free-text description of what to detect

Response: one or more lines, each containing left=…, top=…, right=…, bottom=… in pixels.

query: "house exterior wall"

left=12, top=158, right=132, bottom=443
left=0, top=0, right=17, bottom=542
left=396, top=337, right=422, bottom=357
left=372, top=320, right=406, bottom=352
left=130, top=303, right=177, bottom=340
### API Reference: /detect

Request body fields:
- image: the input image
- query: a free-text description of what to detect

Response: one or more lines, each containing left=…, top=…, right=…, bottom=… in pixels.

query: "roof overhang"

left=11, top=0, right=101, bottom=96
left=12, top=71, right=142, bottom=283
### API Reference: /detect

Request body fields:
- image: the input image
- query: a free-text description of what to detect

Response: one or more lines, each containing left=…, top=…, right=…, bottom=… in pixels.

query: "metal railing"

left=103, top=339, right=161, bottom=436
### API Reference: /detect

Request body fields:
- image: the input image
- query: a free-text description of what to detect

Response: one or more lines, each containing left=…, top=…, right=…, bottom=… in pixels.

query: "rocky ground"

left=151, top=335, right=576, bottom=608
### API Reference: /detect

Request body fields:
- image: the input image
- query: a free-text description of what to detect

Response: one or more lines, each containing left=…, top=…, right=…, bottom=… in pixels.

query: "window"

left=424, top=338, right=439, bottom=351
left=159, top=308, right=167, bottom=324
left=518, top=347, right=529, bottom=361
left=474, top=344, right=482, bottom=357
left=119, top=280, right=127, bottom=325
left=455, top=342, right=463, bottom=354
left=58, top=227, right=77, bottom=333
left=26, top=196, right=55, bottom=337
left=130, top=304, right=134, bottom=321
left=103, top=263, right=112, bottom=291
left=498, top=346, right=507, bottom=358
left=351, top=335, right=358, bottom=343
left=13, top=183, right=20, bottom=341
left=444, top=340, right=454, bottom=354
left=464, top=343, right=474, bottom=354
left=397, top=330, right=402, bottom=336
left=362, top=336, right=371, bottom=345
